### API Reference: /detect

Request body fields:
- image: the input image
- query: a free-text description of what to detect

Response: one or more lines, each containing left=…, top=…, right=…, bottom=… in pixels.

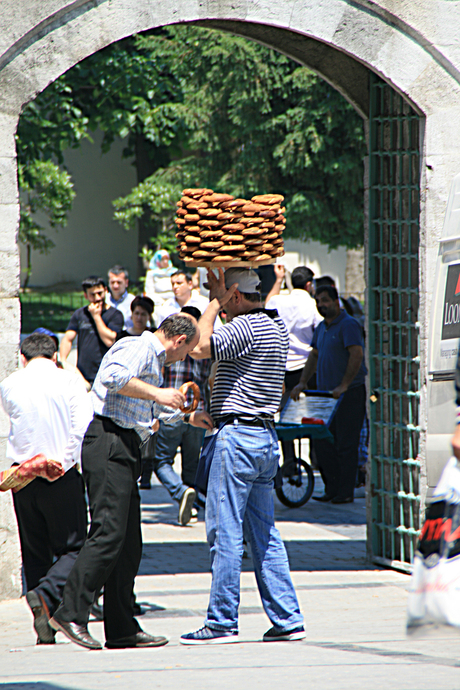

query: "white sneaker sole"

left=263, top=631, right=306, bottom=642
left=180, top=635, right=239, bottom=645
left=178, top=488, right=196, bottom=526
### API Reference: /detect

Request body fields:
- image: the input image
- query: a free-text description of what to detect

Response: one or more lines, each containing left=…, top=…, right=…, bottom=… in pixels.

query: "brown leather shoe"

left=105, top=630, right=169, bottom=649
left=25, top=590, right=55, bottom=645
left=49, top=616, right=102, bottom=649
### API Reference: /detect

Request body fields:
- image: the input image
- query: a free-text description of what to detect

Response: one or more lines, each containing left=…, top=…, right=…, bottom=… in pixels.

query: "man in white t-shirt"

left=265, top=265, right=322, bottom=466
left=107, top=265, right=135, bottom=329
left=154, top=271, right=220, bottom=329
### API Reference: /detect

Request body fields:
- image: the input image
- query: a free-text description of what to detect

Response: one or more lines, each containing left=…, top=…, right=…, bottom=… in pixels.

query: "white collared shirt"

left=266, top=289, right=323, bottom=371
left=154, top=292, right=221, bottom=330
left=107, top=290, right=135, bottom=329
left=0, top=358, right=93, bottom=472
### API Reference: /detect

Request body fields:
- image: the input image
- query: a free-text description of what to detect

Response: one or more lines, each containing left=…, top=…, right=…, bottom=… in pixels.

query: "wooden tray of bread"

left=176, top=188, right=285, bottom=267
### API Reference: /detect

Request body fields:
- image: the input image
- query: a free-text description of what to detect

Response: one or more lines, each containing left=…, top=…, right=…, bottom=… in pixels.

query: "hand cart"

left=274, top=391, right=342, bottom=508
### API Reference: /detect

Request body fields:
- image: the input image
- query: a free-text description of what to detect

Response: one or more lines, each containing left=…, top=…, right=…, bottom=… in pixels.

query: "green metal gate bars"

left=368, top=73, right=421, bottom=571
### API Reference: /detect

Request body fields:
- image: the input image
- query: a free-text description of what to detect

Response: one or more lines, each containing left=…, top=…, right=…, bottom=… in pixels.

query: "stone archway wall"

left=1, top=0, right=460, bottom=596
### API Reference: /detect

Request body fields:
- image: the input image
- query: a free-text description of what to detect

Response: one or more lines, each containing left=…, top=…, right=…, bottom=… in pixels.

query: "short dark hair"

left=21, top=333, right=57, bottom=361
left=181, top=305, right=202, bottom=320
left=108, top=265, right=129, bottom=279
left=240, top=291, right=261, bottom=303
left=32, top=327, right=59, bottom=350
left=171, top=270, right=193, bottom=283
left=131, top=295, right=154, bottom=315
left=158, top=314, right=197, bottom=344
left=82, top=276, right=106, bottom=292
left=316, top=285, right=339, bottom=301
left=291, top=266, right=314, bottom=289
left=315, top=275, right=335, bottom=289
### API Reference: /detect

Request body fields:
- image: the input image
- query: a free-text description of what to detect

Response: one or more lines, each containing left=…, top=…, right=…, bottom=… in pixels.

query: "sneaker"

left=190, top=507, right=198, bottom=524
left=263, top=625, right=305, bottom=642
left=180, top=625, right=239, bottom=645
left=178, top=487, right=196, bottom=526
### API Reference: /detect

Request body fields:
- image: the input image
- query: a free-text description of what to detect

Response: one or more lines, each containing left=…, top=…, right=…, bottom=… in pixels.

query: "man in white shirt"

left=154, top=271, right=219, bottom=328
left=107, top=264, right=135, bottom=329
left=265, top=265, right=322, bottom=466
left=0, top=333, right=92, bottom=645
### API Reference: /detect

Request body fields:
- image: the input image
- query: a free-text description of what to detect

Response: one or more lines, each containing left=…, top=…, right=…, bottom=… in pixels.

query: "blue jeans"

left=154, top=420, right=205, bottom=502
left=205, top=420, right=304, bottom=632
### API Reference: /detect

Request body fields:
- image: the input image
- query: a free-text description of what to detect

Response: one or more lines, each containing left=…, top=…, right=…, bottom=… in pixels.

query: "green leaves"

left=115, top=26, right=366, bottom=249
left=18, top=160, right=75, bottom=287
left=17, top=25, right=366, bottom=263
left=19, top=160, right=75, bottom=228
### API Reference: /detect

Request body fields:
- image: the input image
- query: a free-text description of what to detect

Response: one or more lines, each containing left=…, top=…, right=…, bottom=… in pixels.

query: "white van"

left=427, top=173, right=460, bottom=497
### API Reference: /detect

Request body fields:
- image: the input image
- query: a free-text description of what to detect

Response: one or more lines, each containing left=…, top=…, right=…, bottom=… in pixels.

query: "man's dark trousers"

left=13, top=468, right=87, bottom=616
left=55, top=415, right=143, bottom=642
left=313, top=384, right=366, bottom=500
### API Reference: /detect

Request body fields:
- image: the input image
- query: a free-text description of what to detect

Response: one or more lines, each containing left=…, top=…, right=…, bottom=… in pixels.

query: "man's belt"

left=213, top=414, right=275, bottom=428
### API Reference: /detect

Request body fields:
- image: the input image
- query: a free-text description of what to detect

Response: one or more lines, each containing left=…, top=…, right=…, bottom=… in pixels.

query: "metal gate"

left=368, top=73, right=422, bottom=571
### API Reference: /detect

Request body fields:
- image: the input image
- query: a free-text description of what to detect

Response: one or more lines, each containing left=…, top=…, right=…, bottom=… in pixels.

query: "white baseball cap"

left=224, top=268, right=261, bottom=293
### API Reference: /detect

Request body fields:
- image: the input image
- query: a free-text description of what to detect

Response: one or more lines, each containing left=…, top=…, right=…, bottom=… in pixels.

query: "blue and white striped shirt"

left=91, top=330, right=181, bottom=442
left=210, top=309, right=289, bottom=418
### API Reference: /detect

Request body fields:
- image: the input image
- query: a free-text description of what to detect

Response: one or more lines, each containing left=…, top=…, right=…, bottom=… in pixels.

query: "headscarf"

left=150, top=250, right=175, bottom=277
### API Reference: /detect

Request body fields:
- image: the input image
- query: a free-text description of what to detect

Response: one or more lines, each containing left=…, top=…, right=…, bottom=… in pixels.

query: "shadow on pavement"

left=0, top=685, right=74, bottom=689
left=140, top=475, right=371, bottom=576
left=139, top=538, right=368, bottom=575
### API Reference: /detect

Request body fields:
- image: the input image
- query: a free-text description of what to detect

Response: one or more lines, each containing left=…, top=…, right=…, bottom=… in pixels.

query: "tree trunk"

left=23, top=244, right=32, bottom=290
left=133, top=134, right=172, bottom=279
left=344, top=246, right=365, bottom=301
left=134, top=134, right=157, bottom=278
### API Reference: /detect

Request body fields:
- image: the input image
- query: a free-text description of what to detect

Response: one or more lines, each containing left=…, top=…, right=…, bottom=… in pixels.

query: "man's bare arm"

left=290, top=349, right=318, bottom=400
left=60, top=330, right=77, bottom=362
left=88, top=302, right=118, bottom=348
left=265, top=264, right=285, bottom=305
left=452, top=424, right=460, bottom=460
left=332, top=345, right=363, bottom=399
left=191, top=299, right=221, bottom=359
left=191, top=269, right=238, bottom=359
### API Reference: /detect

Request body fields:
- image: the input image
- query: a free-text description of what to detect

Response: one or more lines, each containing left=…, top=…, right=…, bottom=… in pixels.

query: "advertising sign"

left=442, top=264, right=460, bottom=341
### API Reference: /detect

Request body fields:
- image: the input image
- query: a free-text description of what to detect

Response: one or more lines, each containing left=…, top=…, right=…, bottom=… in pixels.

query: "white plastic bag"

left=407, top=457, right=460, bottom=635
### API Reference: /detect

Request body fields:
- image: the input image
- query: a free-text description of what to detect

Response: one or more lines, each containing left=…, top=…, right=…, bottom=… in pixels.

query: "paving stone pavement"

left=0, top=470, right=459, bottom=689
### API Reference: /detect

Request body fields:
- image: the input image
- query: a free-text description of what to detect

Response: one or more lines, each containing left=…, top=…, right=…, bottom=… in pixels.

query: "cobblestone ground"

left=0, top=463, right=459, bottom=689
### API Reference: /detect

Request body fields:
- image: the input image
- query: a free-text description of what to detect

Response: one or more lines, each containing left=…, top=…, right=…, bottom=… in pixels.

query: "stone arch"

left=1, top=0, right=460, bottom=592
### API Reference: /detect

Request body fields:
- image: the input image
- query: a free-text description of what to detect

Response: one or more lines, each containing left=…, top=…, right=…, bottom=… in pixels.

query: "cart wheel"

left=275, top=459, right=315, bottom=508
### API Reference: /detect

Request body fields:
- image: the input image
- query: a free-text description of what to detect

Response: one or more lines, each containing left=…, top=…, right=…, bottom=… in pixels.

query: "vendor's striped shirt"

left=210, top=309, right=289, bottom=418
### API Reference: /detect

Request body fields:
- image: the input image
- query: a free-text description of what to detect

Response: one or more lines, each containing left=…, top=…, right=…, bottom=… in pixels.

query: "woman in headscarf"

left=144, top=250, right=176, bottom=306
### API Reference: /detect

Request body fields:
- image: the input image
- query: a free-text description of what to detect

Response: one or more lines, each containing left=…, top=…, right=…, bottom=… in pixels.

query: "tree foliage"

left=114, top=27, right=366, bottom=249
left=17, top=36, right=186, bottom=281
left=17, top=25, right=366, bottom=273
left=18, top=160, right=75, bottom=288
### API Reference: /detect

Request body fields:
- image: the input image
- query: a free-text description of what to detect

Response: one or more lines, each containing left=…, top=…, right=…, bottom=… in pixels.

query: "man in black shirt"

left=60, top=276, right=123, bottom=387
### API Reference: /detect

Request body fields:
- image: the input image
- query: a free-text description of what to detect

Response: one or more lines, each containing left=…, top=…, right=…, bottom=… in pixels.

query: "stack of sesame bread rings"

left=175, top=189, right=285, bottom=266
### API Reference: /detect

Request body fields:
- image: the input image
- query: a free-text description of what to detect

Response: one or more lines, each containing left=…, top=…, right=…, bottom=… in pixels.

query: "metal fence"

left=20, top=292, right=86, bottom=334
left=368, top=73, right=421, bottom=571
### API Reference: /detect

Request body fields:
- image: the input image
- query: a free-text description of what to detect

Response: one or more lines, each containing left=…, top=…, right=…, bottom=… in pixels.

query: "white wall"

left=20, top=131, right=139, bottom=288
left=282, top=239, right=347, bottom=293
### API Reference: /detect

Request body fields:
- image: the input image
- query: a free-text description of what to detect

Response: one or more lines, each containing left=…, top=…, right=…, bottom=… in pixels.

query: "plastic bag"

left=407, top=456, right=460, bottom=635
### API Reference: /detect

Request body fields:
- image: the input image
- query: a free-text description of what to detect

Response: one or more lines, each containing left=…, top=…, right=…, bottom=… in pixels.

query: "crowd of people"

left=0, top=255, right=369, bottom=650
